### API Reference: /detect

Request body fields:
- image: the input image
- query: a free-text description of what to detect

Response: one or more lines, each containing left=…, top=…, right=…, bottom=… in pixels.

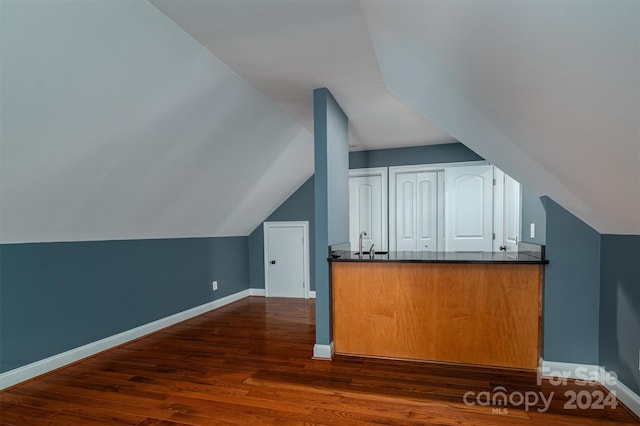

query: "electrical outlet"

left=212, top=281, right=218, bottom=291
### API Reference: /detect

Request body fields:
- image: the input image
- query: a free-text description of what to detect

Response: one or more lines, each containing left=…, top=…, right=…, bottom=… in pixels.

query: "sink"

left=354, top=251, right=388, bottom=255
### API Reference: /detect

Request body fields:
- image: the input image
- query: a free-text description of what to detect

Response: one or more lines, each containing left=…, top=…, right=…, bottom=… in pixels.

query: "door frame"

left=263, top=221, right=311, bottom=299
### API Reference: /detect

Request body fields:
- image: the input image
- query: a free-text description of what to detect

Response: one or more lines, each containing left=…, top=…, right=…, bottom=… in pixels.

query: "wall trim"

left=541, top=359, right=640, bottom=418
left=0, top=288, right=255, bottom=390
left=249, top=288, right=314, bottom=298
left=602, top=372, right=640, bottom=419
left=249, top=288, right=266, bottom=296
left=540, top=360, right=602, bottom=382
left=313, top=341, right=334, bottom=359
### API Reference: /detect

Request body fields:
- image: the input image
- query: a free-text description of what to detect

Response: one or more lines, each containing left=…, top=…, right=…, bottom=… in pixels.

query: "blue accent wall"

left=0, top=237, right=249, bottom=373
left=325, top=100, right=350, bottom=246
left=521, top=187, right=547, bottom=245
left=600, top=234, right=640, bottom=394
left=541, top=197, right=600, bottom=365
left=248, top=176, right=315, bottom=290
left=349, top=143, right=482, bottom=169
left=313, top=88, right=349, bottom=346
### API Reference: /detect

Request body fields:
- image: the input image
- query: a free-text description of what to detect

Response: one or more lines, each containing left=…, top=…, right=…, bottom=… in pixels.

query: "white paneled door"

left=445, top=165, right=494, bottom=251
left=503, top=173, right=521, bottom=251
left=393, top=171, right=439, bottom=251
left=348, top=168, right=388, bottom=251
left=264, top=222, right=309, bottom=298
left=493, top=169, right=522, bottom=252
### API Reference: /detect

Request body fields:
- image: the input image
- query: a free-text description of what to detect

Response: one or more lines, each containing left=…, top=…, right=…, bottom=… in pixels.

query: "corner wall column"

left=313, top=88, right=349, bottom=355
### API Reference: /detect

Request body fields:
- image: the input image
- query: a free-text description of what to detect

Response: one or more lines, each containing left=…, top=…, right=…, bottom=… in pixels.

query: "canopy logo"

left=463, top=367, right=619, bottom=414
left=463, top=386, right=553, bottom=413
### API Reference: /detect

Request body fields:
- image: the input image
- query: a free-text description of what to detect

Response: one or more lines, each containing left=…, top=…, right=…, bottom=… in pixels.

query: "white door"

left=493, top=169, right=521, bottom=252
left=445, top=165, right=494, bottom=251
left=394, top=171, right=439, bottom=251
left=416, top=172, right=439, bottom=251
left=395, top=172, right=417, bottom=251
left=348, top=168, right=387, bottom=251
left=503, top=173, right=521, bottom=251
left=264, top=222, right=309, bottom=298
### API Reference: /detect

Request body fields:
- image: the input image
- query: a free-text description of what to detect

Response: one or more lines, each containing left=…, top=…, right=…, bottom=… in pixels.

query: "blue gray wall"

left=541, top=198, right=640, bottom=396
left=248, top=176, right=315, bottom=290
left=521, top=186, right=547, bottom=245
left=0, top=237, right=249, bottom=373
left=599, top=234, right=640, bottom=394
left=325, top=100, right=350, bottom=246
left=349, top=143, right=482, bottom=168
left=313, top=88, right=349, bottom=346
left=542, top=197, right=601, bottom=365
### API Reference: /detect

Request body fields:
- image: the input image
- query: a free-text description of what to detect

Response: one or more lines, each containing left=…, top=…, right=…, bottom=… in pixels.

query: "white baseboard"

left=249, top=288, right=314, bottom=299
left=249, top=288, right=266, bottom=296
left=313, top=341, right=334, bottom=359
left=602, top=373, right=640, bottom=419
left=540, top=360, right=602, bottom=382
left=0, top=288, right=255, bottom=390
left=541, top=359, right=640, bottom=418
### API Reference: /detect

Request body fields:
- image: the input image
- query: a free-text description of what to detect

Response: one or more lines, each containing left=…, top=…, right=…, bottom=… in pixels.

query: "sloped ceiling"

left=0, top=0, right=312, bottom=243
left=149, top=0, right=454, bottom=150
left=361, top=0, right=639, bottom=234
left=1, top=0, right=638, bottom=243
left=154, top=0, right=639, bottom=235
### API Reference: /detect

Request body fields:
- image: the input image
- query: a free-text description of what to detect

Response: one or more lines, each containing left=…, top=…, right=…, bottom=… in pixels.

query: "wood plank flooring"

left=1, top=297, right=638, bottom=425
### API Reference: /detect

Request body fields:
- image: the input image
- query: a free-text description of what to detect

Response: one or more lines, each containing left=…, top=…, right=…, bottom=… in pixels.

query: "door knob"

left=270, top=260, right=276, bottom=265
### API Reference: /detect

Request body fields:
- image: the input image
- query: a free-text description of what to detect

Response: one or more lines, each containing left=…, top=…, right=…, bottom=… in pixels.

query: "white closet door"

left=348, top=169, right=387, bottom=251
left=416, top=172, right=438, bottom=251
left=493, top=169, right=522, bottom=252
left=395, top=173, right=417, bottom=251
left=503, top=173, right=521, bottom=251
left=393, top=171, right=438, bottom=251
left=445, top=165, right=494, bottom=251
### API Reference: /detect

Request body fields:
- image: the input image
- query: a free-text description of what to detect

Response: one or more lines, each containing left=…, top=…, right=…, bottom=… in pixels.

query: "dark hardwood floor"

left=1, top=297, right=638, bottom=425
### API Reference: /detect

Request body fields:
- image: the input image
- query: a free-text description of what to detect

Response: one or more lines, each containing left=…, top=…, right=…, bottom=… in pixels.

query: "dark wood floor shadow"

left=1, top=297, right=638, bottom=425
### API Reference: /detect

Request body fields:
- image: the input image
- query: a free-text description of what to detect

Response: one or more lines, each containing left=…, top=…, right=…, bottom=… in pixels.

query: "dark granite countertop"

left=329, top=250, right=547, bottom=264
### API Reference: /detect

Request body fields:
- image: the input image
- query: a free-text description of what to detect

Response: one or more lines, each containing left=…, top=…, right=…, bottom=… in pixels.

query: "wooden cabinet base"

left=332, top=262, right=543, bottom=370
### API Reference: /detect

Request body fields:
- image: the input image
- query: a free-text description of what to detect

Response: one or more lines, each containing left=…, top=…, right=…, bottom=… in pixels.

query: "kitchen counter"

left=330, top=243, right=546, bottom=369
left=330, top=250, right=547, bottom=264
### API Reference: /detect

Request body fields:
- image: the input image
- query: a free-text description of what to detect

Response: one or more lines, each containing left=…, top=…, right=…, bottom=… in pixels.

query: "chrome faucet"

left=368, top=243, right=375, bottom=258
left=358, top=231, right=367, bottom=257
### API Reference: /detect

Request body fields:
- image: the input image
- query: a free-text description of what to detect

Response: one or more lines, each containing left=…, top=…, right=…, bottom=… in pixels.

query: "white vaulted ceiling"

left=1, top=0, right=638, bottom=243
left=0, top=1, right=312, bottom=242
left=151, top=0, right=639, bottom=235
left=361, top=0, right=640, bottom=234
left=150, top=0, right=453, bottom=150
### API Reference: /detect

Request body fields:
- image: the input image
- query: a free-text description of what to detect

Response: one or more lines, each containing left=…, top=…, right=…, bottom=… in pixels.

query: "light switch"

left=530, top=223, right=535, bottom=239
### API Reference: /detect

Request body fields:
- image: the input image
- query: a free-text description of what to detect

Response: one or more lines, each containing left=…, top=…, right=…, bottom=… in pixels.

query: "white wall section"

left=0, top=0, right=312, bottom=243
